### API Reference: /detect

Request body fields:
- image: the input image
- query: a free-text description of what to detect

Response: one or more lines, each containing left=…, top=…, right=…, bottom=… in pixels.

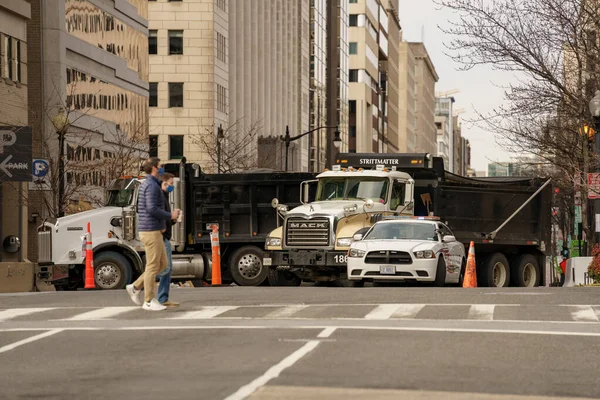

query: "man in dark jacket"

left=156, top=172, right=179, bottom=307
left=126, top=157, right=180, bottom=311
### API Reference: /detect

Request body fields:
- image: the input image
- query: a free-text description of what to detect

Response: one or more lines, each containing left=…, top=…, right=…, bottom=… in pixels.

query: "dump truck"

left=263, top=153, right=552, bottom=287
left=36, top=158, right=316, bottom=289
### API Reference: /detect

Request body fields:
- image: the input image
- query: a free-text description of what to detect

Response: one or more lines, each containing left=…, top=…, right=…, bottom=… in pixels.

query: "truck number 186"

left=334, top=255, right=348, bottom=264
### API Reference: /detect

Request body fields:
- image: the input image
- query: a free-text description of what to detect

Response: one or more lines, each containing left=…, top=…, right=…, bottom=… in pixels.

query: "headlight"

left=265, top=237, right=281, bottom=247
left=414, top=250, right=435, bottom=259
left=336, top=237, right=353, bottom=247
left=349, top=248, right=366, bottom=258
left=343, top=204, right=357, bottom=213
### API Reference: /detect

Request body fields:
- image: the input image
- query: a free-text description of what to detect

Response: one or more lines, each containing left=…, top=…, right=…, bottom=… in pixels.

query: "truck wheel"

left=268, top=268, right=301, bottom=286
left=93, top=251, right=132, bottom=290
left=510, top=254, right=540, bottom=287
left=434, top=256, right=447, bottom=287
left=229, top=246, right=268, bottom=286
left=480, top=253, right=510, bottom=287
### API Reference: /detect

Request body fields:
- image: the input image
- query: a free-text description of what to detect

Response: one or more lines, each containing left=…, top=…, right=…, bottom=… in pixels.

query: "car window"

left=365, top=222, right=437, bottom=241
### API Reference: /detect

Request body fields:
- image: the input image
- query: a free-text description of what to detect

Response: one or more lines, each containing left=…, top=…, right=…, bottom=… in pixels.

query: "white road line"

left=170, top=306, right=239, bottom=319
left=317, top=327, right=337, bottom=338
left=468, top=305, right=496, bottom=321
left=0, top=329, right=64, bottom=354
left=570, top=306, right=600, bottom=322
left=263, top=305, right=308, bottom=319
left=0, top=308, right=54, bottom=322
left=59, top=307, right=138, bottom=321
left=364, top=304, right=402, bottom=320
left=223, top=340, right=320, bottom=400
left=391, top=304, right=426, bottom=319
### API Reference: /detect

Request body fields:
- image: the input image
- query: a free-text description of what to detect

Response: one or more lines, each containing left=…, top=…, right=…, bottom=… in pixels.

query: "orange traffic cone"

left=462, top=241, right=477, bottom=288
left=84, top=222, right=96, bottom=289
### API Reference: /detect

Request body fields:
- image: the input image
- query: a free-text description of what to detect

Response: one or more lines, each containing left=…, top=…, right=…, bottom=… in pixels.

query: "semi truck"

left=36, top=158, right=316, bottom=290
left=263, top=153, right=552, bottom=287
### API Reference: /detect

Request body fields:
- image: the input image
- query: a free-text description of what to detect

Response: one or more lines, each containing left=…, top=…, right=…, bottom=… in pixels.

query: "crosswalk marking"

left=570, top=306, right=599, bottom=322
left=364, top=304, right=403, bottom=320
left=60, top=307, right=138, bottom=321
left=171, top=306, right=239, bottom=319
left=263, top=305, right=308, bottom=319
left=391, top=304, right=426, bottom=319
left=0, top=308, right=54, bottom=322
left=468, top=305, right=495, bottom=320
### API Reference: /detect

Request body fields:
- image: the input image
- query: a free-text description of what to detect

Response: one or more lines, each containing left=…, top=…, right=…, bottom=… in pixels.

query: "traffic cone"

left=210, top=224, right=222, bottom=285
left=462, top=241, right=477, bottom=288
left=84, top=222, right=96, bottom=289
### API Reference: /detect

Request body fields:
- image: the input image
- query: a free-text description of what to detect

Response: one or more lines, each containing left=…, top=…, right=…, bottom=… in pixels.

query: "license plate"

left=380, top=266, right=395, bottom=275
left=263, top=258, right=272, bottom=266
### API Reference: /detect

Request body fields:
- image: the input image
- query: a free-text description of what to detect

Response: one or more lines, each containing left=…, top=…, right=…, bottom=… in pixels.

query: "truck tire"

left=480, top=253, right=510, bottom=287
left=434, top=256, right=447, bottom=287
left=510, top=254, right=540, bottom=287
left=229, top=246, right=268, bottom=286
left=93, top=251, right=132, bottom=290
left=268, top=268, right=302, bottom=286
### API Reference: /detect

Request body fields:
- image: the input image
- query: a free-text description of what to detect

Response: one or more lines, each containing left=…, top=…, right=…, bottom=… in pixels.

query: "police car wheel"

left=433, top=256, right=446, bottom=287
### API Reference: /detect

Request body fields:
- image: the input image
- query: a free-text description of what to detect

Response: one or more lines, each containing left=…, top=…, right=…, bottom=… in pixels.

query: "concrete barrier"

left=0, top=262, right=35, bottom=293
left=563, top=257, right=593, bottom=287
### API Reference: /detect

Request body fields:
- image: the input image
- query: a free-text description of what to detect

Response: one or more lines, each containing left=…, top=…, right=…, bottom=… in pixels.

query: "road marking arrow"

left=1, top=155, right=13, bottom=178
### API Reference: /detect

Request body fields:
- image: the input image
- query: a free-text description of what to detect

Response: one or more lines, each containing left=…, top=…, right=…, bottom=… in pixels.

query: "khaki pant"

left=134, top=230, right=167, bottom=303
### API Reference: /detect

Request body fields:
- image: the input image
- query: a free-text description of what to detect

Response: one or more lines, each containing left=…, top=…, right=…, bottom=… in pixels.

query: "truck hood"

left=286, top=200, right=386, bottom=219
left=55, top=207, right=122, bottom=231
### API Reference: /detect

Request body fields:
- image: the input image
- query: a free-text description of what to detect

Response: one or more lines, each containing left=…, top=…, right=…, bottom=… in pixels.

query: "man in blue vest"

left=126, top=157, right=180, bottom=311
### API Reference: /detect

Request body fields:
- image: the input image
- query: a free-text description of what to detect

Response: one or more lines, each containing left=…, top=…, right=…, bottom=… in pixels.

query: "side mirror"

left=364, top=199, right=374, bottom=210
left=353, top=233, right=363, bottom=241
left=271, top=198, right=279, bottom=209
left=442, top=235, right=456, bottom=243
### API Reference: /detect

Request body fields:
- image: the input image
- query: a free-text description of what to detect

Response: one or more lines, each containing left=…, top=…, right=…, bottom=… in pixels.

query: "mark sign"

left=0, top=126, right=32, bottom=182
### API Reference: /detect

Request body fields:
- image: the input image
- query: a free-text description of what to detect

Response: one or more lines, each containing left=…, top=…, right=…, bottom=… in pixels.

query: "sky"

left=397, top=0, right=514, bottom=173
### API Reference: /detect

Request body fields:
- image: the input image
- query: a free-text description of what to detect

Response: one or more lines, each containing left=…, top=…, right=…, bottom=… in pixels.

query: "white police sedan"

left=347, top=217, right=466, bottom=287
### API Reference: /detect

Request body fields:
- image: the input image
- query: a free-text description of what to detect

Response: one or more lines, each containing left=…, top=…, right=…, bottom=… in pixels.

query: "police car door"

left=439, top=223, right=462, bottom=275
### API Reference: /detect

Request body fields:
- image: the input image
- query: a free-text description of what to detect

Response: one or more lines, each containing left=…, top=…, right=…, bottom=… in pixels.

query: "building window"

left=349, top=15, right=358, bottom=27
left=149, top=83, right=158, bottom=107
left=169, top=30, right=183, bottom=55
left=216, top=83, right=227, bottom=113
left=349, top=126, right=356, bottom=138
left=216, top=32, right=226, bottom=62
left=349, top=0, right=357, bottom=3
left=349, top=69, right=358, bottom=82
left=149, top=135, right=158, bottom=158
left=149, top=30, right=157, bottom=55
left=169, top=83, right=184, bottom=107
left=169, top=135, right=184, bottom=159
left=216, top=0, right=226, bottom=11
left=169, top=0, right=182, bottom=2
left=349, top=42, right=358, bottom=54
left=349, top=100, right=356, bottom=114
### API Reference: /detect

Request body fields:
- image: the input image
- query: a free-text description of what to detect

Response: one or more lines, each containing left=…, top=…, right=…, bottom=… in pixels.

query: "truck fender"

left=93, top=242, right=144, bottom=274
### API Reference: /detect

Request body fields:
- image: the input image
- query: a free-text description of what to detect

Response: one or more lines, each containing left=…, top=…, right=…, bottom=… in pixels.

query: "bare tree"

left=436, top=0, right=600, bottom=252
left=189, top=118, right=279, bottom=173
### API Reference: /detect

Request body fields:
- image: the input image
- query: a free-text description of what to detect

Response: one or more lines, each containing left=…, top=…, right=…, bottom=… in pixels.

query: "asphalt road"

left=1, top=286, right=600, bottom=400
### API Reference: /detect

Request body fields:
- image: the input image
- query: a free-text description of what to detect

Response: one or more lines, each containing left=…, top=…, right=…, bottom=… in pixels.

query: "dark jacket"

left=137, top=175, right=171, bottom=232
left=162, top=191, right=175, bottom=240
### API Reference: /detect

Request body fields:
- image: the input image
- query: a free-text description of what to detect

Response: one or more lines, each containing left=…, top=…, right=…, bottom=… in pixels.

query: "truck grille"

left=285, top=218, right=330, bottom=247
left=38, top=228, right=52, bottom=263
left=364, top=250, right=412, bottom=265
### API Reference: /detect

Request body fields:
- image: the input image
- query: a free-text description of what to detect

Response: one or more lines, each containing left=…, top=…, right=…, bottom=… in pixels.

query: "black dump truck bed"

left=168, top=163, right=317, bottom=247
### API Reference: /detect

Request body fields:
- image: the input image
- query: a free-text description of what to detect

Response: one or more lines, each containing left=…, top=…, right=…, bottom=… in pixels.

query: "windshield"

left=364, top=222, right=438, bottom=241
left=316, top=177, right=389, bottom=203
left=105, top=179, right=139, bottom=207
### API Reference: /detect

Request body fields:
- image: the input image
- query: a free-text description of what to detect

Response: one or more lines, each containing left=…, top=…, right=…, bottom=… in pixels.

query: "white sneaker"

left=126, top=284, right=142, bottom=306
left=143, top=298, right=167, bottom=311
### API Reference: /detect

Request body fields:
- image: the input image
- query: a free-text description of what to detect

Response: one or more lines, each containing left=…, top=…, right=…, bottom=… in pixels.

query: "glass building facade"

left=310, top=0, right=328, bottom=172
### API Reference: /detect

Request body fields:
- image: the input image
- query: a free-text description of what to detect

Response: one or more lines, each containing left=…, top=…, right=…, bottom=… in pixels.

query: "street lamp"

left=280, top=125, right=340, bottom=172
left=589, top=91, right=600, bottom=245
left=52, top=108, right=70, bottom=217
left=216, top=124, right=224, bottom=173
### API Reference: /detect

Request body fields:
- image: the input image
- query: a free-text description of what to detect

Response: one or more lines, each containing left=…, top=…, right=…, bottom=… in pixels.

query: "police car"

left=347, top=217, right=466, bottom=286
